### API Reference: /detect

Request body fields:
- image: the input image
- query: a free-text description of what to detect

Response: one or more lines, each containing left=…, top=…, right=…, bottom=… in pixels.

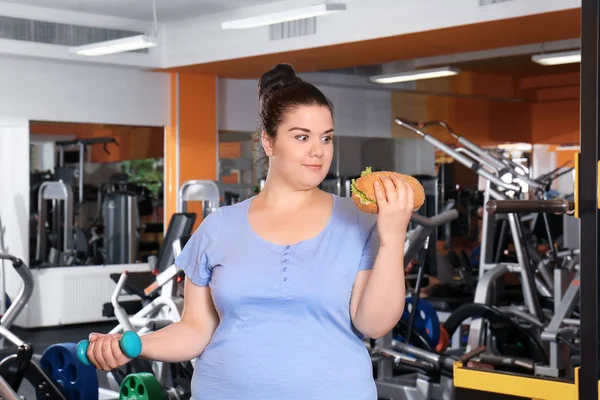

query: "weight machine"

left=0, top=253, right=70, bottom=399
left=485, top=199, right=580, bottom=379
left=35, top=180, right=74, bottom=266
left=394, top=118, right=581, bottom=382
left=370, top=208, right=460, bottom=400
left=98, top=207, right=200, bottom=398
left=54, top=137, right=119, bottom=205
left=450, top=199, right=580, bottom=399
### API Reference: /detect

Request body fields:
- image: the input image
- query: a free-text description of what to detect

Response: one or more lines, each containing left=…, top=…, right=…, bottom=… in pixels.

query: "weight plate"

left=120, top=372, right=163, bottom=400
left=396, top=296, right=441, bottom=349
left=39, top=342, right=99, bottom=400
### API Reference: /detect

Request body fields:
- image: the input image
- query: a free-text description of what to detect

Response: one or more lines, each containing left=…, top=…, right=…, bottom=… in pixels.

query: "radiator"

left=12, top=263, right=151, bottom=328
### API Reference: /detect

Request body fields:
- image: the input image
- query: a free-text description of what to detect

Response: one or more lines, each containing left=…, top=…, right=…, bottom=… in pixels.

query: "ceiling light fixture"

left=531, top=50, right=581, bottom=66
left=221, top=2, right=346, bottom=30
left=369, top=66, right=460, bottom=84
left=69, top=0, right=159, bottom=56
left=556, top=145, right=580, bottom=151
left=69, top=34, right=158, bottom=56
left=497, top=143, right=533, bottom=152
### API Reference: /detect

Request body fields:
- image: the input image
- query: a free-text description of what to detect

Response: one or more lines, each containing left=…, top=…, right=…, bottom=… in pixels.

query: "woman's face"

left=263, top=104, right=334, bottom=190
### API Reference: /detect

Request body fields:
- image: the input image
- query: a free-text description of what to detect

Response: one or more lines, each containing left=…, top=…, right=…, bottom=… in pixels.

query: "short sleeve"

left=358, top=221, right=380, bottom=271
left=174, top=209, right=221, bottom=286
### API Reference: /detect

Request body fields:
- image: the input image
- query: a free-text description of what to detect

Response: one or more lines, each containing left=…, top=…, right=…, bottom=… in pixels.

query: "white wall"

left=531, top=144, right=577, bottom=195
left=532, top=144, right=556, bottom=179
left=0, top=118, right=30, bottom=310
left=320, top=85, right=392, bottom=138
left=0, top=57, right=170, bottom=126
left=395, top=139, right=436, bottom=176
left=218, top=77, right=392, bottom=138
left=218, top=79, right=259, bottom=132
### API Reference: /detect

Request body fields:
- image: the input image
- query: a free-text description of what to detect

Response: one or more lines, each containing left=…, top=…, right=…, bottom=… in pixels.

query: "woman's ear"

left=261, top=131, right=274, bottom=157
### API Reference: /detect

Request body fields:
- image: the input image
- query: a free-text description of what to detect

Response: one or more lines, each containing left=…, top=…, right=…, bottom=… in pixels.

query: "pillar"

left=165, top=73, right=218, bottom=230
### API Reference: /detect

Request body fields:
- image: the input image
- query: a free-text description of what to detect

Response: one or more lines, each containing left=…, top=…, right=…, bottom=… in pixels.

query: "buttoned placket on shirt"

left=282, top=245, right=291, bottom=293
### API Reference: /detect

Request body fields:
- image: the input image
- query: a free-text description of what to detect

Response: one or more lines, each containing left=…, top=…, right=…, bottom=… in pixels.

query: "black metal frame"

left=580, top=1, right=600, bottom=399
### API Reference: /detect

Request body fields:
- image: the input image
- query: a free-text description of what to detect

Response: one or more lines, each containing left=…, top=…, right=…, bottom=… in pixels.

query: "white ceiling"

left=1, top=0, right=288, bottom=22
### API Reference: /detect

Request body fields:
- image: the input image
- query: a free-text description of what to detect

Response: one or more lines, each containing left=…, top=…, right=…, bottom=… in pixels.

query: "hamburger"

left=350, top=167, right=426, bottom=214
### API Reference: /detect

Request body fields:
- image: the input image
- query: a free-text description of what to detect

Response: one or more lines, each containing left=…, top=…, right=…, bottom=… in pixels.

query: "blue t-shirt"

left=174, top=194, right=380, bottom=400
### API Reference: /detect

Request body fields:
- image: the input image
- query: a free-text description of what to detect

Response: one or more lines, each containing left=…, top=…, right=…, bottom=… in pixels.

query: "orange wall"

left=531, top=99, right=579, bottom=144
left=84, top=128, right=163, bottom=162
left=164, top=73, right=218, bottom=230
left=392, top=72, right=531, bottom=145
left=392, top=71, right=580, bottom=146
left=30, top=121, right=163, bottom=162
left=178, top=73, right=218, bottom=184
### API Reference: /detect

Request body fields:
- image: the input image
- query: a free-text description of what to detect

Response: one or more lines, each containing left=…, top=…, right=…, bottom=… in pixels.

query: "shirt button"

left=283, top=267, right=287, bottom=271
left=283, top=259, right=288, bottom=263
left=285, top=245, right=290, bottom=250
left=283, top=277, right=288, bottom=281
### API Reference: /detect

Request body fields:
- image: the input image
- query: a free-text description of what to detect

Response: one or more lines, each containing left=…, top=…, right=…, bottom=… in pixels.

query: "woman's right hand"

left=86, top=332, right=132, bottom=371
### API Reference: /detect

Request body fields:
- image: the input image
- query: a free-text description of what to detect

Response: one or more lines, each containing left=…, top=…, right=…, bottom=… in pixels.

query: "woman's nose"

left=310, top=142, right=325, bottom=157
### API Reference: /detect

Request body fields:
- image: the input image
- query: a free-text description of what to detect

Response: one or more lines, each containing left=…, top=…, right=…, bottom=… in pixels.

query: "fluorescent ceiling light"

left=497, top=143, right=533, bottom=152
left=369, top=67, right=460, bottom=84
left=556, top=145, right=580, bottom=151
left=222, top=2, right=346, bottom=30
left=531, top=50, right=581, bottom=66
left=69, top=34, right=158, bottom=56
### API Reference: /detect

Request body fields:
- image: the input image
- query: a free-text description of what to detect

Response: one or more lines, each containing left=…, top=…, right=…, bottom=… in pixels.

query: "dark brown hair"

left=254, top=63, right=333, bottom=178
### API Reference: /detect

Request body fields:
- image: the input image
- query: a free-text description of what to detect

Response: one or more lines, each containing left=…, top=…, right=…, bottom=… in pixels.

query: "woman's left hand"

left=373, top=176, right=415, bottom=248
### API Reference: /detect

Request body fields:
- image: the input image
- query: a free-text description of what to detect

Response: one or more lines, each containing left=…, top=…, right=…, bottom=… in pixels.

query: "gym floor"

left=9, top=321, right=116, bottom=397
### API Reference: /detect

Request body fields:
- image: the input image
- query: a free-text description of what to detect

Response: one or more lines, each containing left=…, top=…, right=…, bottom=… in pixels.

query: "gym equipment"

left=388, top=118, right=582, bottom=399
left=177, top=180, right=220, bottom=217
left=319, top=174, right=343, bottom=196
left=396, top=120, right=551, bottom=324
left=103, top=191, right=140, bottom=265
left=420, top=120, right=545, bottom=194
left=35, top=180, right=74, bottom=266
left=395, top=118, right=581, bottom=383
left=371, top=208, right=459, bottom=400
left=76, top=330, right=142, bottom=366
left=91, top=259, right=193, bottom=399
left=394, top=118, right=521, bottom=193
left=96, top=213, right=197, bottom=398
left=101, top=212, right=196, bottom=323
left=39, top=342, right=99, bottom=400
left=154, top=213, right=196, bottom=275
left=0, top=253, right=67, bottom=399
left=55, top=137, right=119, bottom=205
left=0, top=374, right=19, bottom=400
left=486, top=199, right=573, bottom=215
left=103, top=265, right=189, bottom=397
left=412, top=175, right=440, bottom=275
left=24, top=142, right=159, bottom=328
left=395, top=118, right=551, bottom=333
left=396, top=296, right=441, bottom=349
left=484, top=199, right=579, bottom=379
left=119, top=372, right=163, bottom=400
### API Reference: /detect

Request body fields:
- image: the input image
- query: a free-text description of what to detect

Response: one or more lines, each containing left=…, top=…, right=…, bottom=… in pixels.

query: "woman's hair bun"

left=258, top=63, right=298, bottom=100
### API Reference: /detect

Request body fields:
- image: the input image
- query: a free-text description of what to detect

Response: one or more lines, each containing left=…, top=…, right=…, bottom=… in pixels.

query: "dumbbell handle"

left=76, top=330, right=142, bottom=366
